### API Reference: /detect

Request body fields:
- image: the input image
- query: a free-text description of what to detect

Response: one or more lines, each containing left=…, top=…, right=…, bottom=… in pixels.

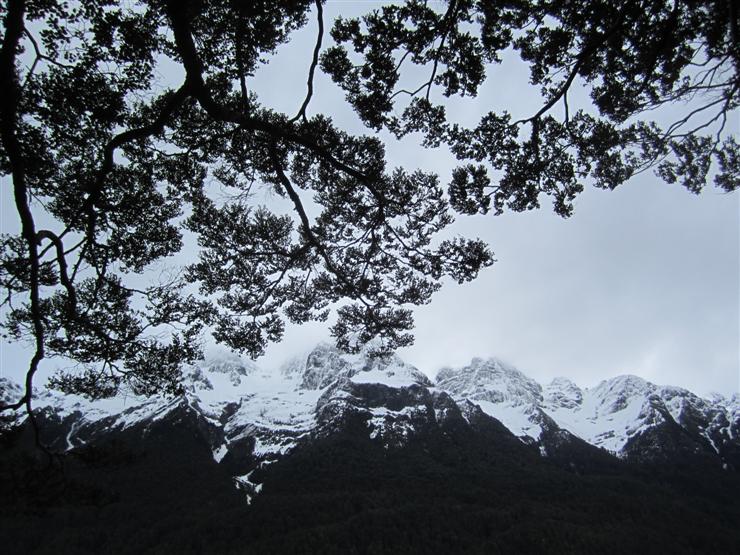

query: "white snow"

left=437, top=358, right=543, bottom=406
left=434, top=360, right=737, bottom=455
left=65, top=419, right=82, bottom=451
left=181, top=357, right=326, bottom=462
left=436, top=358, right=545, bottom=441
left=212, top=443, right=228, bottom=463
left=234, top=469, right=262, bottom=504
left=473, top=399, right=543, bottom=440
left=544, top=376, right=663, bottom=452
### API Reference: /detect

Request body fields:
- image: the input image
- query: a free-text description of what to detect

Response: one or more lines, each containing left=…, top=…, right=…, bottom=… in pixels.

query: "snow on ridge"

left=589, top=374, right=654, bottom=404
left=433, top=359, right=737, bottom=454
left=367, top=405, right=424, bottom=445
left=3, top=342, right=737, bottom=463
left=234, top=469, right=264, bottom=504
left=294, top=341, right=432, bottom=390
left=350, top=367, right=420, bottom=388
left=300, top=342, right=353, bottom=390
left=0, top=377, right=24, bottom=405
left=545, top=387, right=660, bottom=453
left=349, top=355, right=431, bottom=388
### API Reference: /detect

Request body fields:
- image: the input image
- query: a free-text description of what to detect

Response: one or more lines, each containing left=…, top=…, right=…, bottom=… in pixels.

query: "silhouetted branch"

left=291, top=0, right=324, bottom=123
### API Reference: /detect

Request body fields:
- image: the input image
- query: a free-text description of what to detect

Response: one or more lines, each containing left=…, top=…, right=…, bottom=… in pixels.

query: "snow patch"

left=473, top=399, right=543, bottom=440
left=234, top=469, right=263, bottom=504
left=212, top=443, right=228, bottom=463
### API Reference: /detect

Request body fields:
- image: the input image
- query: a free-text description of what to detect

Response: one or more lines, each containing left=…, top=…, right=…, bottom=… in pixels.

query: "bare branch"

left=514, top=57, right=583, bottom=126
left=23, top=29, right=73, bottom=70
left=291, top=0, right=324, bottom=123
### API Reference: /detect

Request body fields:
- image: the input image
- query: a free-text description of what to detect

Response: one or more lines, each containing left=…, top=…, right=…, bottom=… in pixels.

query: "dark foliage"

left=1, top=412, right=739, bottom=554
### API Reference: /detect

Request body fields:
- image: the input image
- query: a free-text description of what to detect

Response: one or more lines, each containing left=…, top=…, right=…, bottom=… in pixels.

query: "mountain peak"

left=300, top=343, right=352, bottom=390
left=544, top=377, right=584, bottom=410
left=589, top=374, right=656, bottom=414
left=436, top=357, right=543, bottom=406
left=0, top=377, right=23, bottom=405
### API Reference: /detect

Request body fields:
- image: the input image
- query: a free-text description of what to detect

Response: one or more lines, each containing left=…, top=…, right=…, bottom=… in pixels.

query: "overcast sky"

left=1, top=2, right=738, bottom=397
left=251, top=2, right=740, bottom=396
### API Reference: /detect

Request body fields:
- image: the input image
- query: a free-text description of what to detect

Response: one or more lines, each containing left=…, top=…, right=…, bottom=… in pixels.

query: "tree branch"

left=267, top=143, right=370, bottom=307
left=425, top=0, right=458, bottom=101
left=37, top=229, right=77, bottom=319
left=0, top=0, right=45, bottom=450
left=165, top=1, right=386, bottom=208
left=291, top=0, right=323, bottom=123
left=514, top=17, right=627, bottom=126
left=514, top=57, right=583, bottom=125
left=82, top=83, right=192, bottom=241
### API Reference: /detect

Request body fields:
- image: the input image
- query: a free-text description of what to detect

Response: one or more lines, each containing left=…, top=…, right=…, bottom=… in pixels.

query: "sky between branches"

left=1, top=1, right=738, bottom=396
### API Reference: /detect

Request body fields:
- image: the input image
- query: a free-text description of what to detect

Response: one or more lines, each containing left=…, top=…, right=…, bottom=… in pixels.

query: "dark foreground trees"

left=0, top=0, right=737, bottom=416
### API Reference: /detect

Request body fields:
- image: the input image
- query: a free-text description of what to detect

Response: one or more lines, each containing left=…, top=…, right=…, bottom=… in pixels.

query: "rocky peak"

left=543, top=377, right=584, bottom=410
left=297, top=342, right=432, bottom=391
left=728, top=393, right=740, bottom=415
left=181, top=356, right=259, bottom=396
left=206, top=357, right=257, bottom=384
left=300, top=342, right=353, bottom=390
left=436, top=357, right=543, bottom=406
left=589, top=374, right=656, bottom=415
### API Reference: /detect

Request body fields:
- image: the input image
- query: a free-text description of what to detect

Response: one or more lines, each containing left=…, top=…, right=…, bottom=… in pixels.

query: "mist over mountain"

left=2, top=343, right=739, bottom=554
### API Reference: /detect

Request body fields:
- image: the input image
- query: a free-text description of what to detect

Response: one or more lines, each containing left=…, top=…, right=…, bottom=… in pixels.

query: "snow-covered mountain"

left=2, top=343, right=738, bottom=501
left=436, top=357, right=548, bottom=441
left=435, top=358, right=738, bottom=465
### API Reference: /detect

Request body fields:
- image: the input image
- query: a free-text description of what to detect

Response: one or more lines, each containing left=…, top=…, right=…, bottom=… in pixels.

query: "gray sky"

left=252, top=2, right=740, bottom=396
left=1, top=2, right=738, bottom=397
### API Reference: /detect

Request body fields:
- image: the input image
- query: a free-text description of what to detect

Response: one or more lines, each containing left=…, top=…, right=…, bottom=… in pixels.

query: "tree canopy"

left=0, top=0, right=737, bottom=417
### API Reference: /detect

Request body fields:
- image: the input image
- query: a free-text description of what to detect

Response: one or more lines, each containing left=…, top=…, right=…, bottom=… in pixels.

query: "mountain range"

left=2, top=343, right=739, bottom=554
